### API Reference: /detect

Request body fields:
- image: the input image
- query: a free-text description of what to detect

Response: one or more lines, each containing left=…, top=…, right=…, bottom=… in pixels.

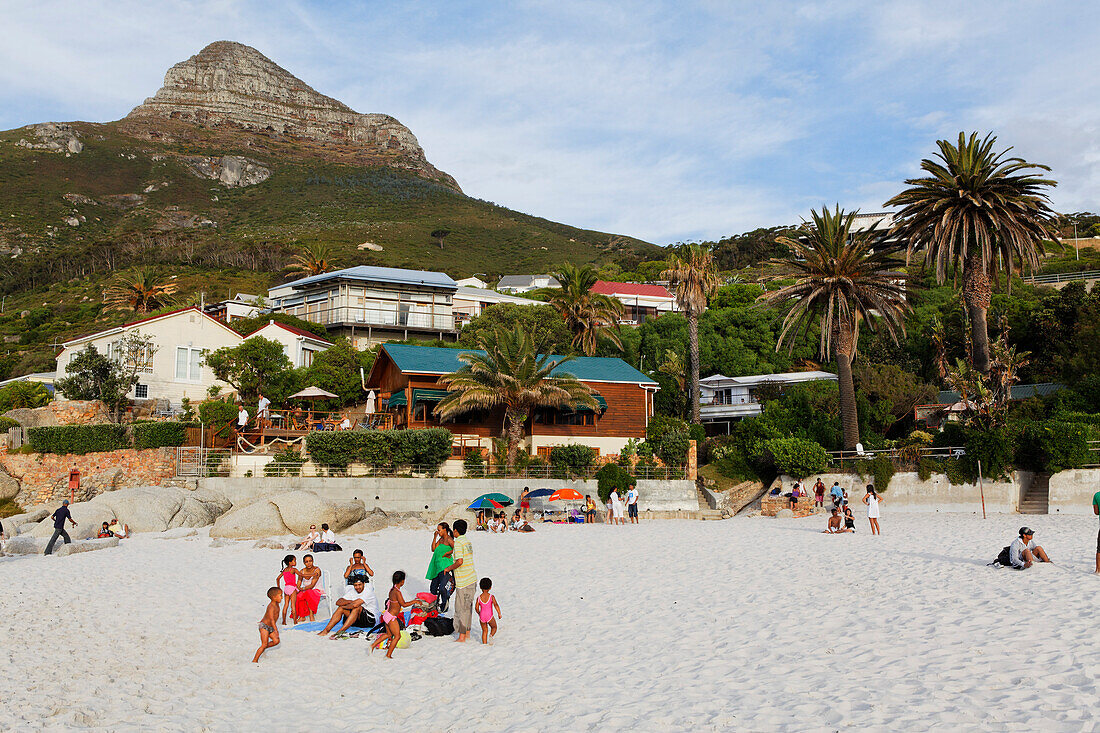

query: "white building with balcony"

left=590, top=280, right=677, bottom=324
left=267, top=266, right=459, bottom=348
left=699, top=370, right=838, bottom=432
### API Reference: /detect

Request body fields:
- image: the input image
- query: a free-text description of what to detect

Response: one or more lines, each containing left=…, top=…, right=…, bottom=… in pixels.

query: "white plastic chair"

left=316, top=569, right=339, bottom=619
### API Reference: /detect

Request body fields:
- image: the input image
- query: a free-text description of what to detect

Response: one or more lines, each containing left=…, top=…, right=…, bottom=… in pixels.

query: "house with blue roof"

left=267, top=265, right=460, bottom=346
left=365, top=343, right=659, bottom=458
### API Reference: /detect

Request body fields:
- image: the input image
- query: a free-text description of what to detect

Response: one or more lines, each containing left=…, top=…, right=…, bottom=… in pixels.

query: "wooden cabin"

left=365, top=343, right=658, bottom=458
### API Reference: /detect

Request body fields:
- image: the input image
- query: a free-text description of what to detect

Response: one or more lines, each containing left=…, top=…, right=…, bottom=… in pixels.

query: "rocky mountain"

left=121, top=41, right=457, bottom=188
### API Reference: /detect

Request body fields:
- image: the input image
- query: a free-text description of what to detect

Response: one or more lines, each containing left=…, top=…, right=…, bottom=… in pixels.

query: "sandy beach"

left=2, top=512, right=1098, bottom=731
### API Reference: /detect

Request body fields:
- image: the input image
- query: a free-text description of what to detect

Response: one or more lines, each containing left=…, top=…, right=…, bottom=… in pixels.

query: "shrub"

left=306, top=428, right=453, bottom=473
left=595, top=462, right=636, bottom=503
left=761, top=437, right=828, bottom=478
left=463, top=450, right=486, bottom=477
left=0, top=497, right=25, bottom=519
left=132, top=422, right=188, bottom=450
left=0, top=381, right=50, bottom=411
left=1015, top=420, right=1092, bottom=474
left=653, top=429, right=691, bottom=466
left=866, top=453, right=895, bottom=492
left=917, top=456, right=934, bottom=481
left=646, top=414, right=690, bottom=444
left=550, top=444, right=597, bottom=477
left=688, top=423, right=706, bottom=446
left=264, top=448, right=306, bottom=477
left=0, top=415, right=20, bottom=432
left=306, top=431, right=360, bottom=468
left=27, top=424, right=130, bottom=454
left=199, top=399, right=239, bottom=438
left=934, top=423, right=1016, bottom=483
left=392, top=428, right=453, bottom=472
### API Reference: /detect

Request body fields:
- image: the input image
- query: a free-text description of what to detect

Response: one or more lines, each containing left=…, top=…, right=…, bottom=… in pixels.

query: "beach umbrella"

left=526, top=488, right=555, bottom=499
left=549, top=488, right=583, bottom=502
left=365, top=389, right=377, bottom=413
left=288, top=386, right=339, bottom=400
left=467, top=497, right=504, bottom=510
left=475, top=492, right=514, bottom=506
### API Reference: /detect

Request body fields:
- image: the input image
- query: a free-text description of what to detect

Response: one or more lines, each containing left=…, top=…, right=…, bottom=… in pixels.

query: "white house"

left=56, top=307, right=244, bottom=406
left=699, top=371, right=838, bottom=431
left=245, top=320, right=333, bottom=368
left=496, top=274, right=560, bottom=294
left=454, top=276, right=488, bottom=289
left=204, top=293, right=262, bottom=323
left=590, top=280, right=677, bottom=324
left=451, top=286, right=542, bottom=326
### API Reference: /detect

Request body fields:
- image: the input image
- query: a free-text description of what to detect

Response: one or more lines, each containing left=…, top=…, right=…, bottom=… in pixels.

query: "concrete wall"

left=1049, top=469, right=1100, bottom=515
left=799, top=471, right=1027, bottom=514
left=198, top=476, right=699, bottom=514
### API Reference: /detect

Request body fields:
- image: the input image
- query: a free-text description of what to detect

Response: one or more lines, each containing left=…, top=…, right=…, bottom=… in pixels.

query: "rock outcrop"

left=182, top=155, right=270, bottom=187
left=16, top=122, right=83, bottom=154
left=126, top=41, right=457, bottom=189
left=3, top=400, right=110, bottom=428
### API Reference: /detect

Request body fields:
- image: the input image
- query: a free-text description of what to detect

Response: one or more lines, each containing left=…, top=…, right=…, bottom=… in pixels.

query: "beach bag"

left=991, top=546, right=1012, bottom=567
left=424, top=616, right=454, bottom=636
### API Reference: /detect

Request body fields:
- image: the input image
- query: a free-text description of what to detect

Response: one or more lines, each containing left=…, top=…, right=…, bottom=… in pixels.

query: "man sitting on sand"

left=823, top=507, right=852, bottom=533
left=317, top=579, right=380, bottom=638
left=1005, top=527, right=1051, bottom=569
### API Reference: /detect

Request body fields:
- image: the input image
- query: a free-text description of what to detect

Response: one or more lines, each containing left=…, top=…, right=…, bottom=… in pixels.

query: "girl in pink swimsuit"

left=475, top=577, right=502, bottom=645
left=371, top=570, right=416, bottom=659
left=275, top=555, right=300, bottom=625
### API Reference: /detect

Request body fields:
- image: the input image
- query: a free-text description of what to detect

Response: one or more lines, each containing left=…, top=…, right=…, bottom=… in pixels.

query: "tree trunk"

left=963, top=250, right=992, bottom=373
left=688, top=310, right=701, bottom=424
left=836, top=324, right=859, bottom=450
left=503, top=410, right=525, bottom=468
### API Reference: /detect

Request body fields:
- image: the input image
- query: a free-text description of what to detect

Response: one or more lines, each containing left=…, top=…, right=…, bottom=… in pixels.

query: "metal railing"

left=1023, top=270, right=1100, bottom=285
left=275, top=304, right=456, bottom=331
left=827, top=446, right=967, bottom=465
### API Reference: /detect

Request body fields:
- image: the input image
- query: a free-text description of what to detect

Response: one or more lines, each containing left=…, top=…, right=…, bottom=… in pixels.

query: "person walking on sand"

left=253, top=587, right=282, bottom=663
left=1093, top=488, right=1100, bottom=573
left=863, top=485, right=882, bottom=535
left=442, top=519, right=477, bottom=642
left=626, top=482, right=640, bottom=524
left=519, top=487, right=531, bottom=521
left=44, top=499, right=77, bottom=555
left=476, top=577, right=502, bottom=645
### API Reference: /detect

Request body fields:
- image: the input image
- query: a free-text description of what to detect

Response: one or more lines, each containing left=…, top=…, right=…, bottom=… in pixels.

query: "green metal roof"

left=381, top=343, right=657, bottom=385
left=936, top=383, right=1065, bottom=404
left=412, top=388, right=451, bottom=406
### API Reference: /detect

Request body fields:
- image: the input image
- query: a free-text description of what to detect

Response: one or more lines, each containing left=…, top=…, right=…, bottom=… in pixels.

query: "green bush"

left=199, top=399, right=239, bottom=438
left=132, top=422, right=188, bottom=450
left=934, top=423, right=1016, bottom=483
left=392, top=428, right=453, bottom=472
left=761, top=437, right=828, bottom=478
left=550, top=444, right=597, bottom=477
left=0, top=497, right=25, bottom=518
left=463, top=450, right=486, bottom=477
left=0, top=415, right=20, bottom=432
left=306, top=428, right=453, bottom=473
left=595, top=462, right=636, bottom=503
left=264, top=448, right=306, bottom=477
left=866, top=453, right=895, bottom=492
left=917, top=457, right=934, bottom=481
left=653, top=429, right=691, bottom=466
left=1015, top=420, right=1092, bottom=474
left=27, top=424, right=130, bottom=454
left=646, top=414, right=690, bottom=444
left=305, top=431, right=360, bottom=468
left=0, top=381, right=51, bottom=411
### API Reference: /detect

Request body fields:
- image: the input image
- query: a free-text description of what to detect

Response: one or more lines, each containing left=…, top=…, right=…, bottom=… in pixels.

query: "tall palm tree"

left=436, top=326, right=598, bottom=466
left=104, top=269, right=178, bottom=314
left=760, top=206, right=910, bottom=450
left=662, top=244, right=719, bottom=424
left=885, top=132, right=1058, bottom=373
left=547, top=263, right=624, bottom=356
left=287, top=242, right=335, bottom=278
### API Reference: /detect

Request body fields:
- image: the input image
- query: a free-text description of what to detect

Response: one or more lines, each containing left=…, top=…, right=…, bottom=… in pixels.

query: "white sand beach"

left=2, top=512, right=1099, bottom=731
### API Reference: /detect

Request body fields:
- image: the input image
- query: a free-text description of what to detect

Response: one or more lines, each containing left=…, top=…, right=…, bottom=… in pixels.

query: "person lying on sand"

left=318, top=579, right=378, bottom=638
left=823, top=507, right=852, bottom=533
left=253, top=587, right=282, bottom=663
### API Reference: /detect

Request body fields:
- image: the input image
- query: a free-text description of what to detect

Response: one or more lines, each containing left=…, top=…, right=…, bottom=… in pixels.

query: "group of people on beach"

left=254, top=517, right=502, bottom=662
left=811, top=481, right=882, bottom=535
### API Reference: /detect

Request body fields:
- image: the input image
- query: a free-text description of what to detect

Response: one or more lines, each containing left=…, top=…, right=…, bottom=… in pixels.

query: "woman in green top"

left=427, top=522, right=455, bottom=612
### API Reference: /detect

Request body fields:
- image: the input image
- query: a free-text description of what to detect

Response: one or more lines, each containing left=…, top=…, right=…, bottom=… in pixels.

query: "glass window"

left=189, top=350, right=202, bottom=381
left=175, top=347, right=188, bottom=380
left=134, top=384, right=149, bottom=399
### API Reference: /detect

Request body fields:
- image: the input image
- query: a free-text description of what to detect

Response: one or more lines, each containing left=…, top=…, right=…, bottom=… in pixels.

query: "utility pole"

left=1074, top=221, right=1079, bottom=261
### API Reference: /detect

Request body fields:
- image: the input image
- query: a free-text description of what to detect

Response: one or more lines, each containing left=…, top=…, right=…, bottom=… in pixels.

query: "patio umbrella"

left=288, top=386, right=339, bottom=400
left=475, top=492, right=514, bottom=506
left=549, top=488, right=584, bottom=502
left=526, top=488, right=555, bottom=499
left=365, top=389, right=377, bottom=413
left=467, top=497, right=504, bottom=510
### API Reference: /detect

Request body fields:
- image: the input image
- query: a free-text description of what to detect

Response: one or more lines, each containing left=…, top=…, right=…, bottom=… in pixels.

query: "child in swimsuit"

left=371, top=570, right=416, bottom=659
left=476, top=577, right=502, bottom=645
left=344, top=549, right=374, bottom=584
left=275, top=554, right=300, bottom=625
left=253, top=587, right=282, bottom=663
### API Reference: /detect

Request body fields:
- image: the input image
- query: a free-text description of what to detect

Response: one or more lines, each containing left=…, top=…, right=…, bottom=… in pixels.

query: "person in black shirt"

left=44, top=499, right=78, bottom=555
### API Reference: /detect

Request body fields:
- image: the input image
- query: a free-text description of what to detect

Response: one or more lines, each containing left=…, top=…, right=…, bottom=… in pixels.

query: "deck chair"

left=316, top=568, right=338, bottom=619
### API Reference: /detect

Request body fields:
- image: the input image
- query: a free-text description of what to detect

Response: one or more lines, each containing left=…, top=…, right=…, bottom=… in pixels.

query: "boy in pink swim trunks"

left=476, top=577, right=502, bottom=645
left=253, top=587, right=282, bottom=663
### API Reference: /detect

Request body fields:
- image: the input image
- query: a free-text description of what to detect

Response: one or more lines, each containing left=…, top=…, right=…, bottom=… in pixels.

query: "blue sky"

left=2, top=1, right=1099, bottom=244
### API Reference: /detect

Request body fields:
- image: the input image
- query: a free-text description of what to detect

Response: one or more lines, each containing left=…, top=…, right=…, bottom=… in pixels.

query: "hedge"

left=595, top=462, right=635, bottom=502
left=132, top=422, right=189, bottom=450
left=27, top=424, right=130, bottom=455
left=762, top=437, right=828, bottom=478
left=1015, top=420, right=1092, bottom=474
left=550, top=444, right=597, bottom=477
left=306, top=428, right=453, bottom=473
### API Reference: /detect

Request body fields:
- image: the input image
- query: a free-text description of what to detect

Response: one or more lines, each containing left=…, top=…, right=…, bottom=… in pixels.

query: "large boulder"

left=29, top=502, right=115, bottom=540
left=56, top=537, right=119, bottom=556
left=91, top=486, right=231, bottom=532
left=4, top=400, right=110, bottom=428
left=269, top=491, right=365, bottom=534
left=210, top=500, right=290, bottom=539
left=0, top=466, right=19, bottom=501
left=3, top=536, right=47, bottom=555
left=3, top=507, right=49, bottom=531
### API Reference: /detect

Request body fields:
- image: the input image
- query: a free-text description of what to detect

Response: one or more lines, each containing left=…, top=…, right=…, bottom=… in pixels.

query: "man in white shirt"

left=257, top=393, right=270, bottom=426
left=1007, top=527, right=1051, bottom=569
left=315, top=523, right=341, bottom=552
left=237, top=405, right=249, bottom=430
left=317, top=579, right=379, bottom=637
left=339, top=416, right=352, bottom=430
left=626, top=484, right=640, bottom=524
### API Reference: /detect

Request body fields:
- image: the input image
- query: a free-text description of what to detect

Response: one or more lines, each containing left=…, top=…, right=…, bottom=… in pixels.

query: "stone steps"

left=1020, top=473, right=1050, bottom=515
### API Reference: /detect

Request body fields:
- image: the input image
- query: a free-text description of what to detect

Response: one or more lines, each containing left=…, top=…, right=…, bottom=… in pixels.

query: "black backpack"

left=424, top=616, right=454, bottom=637
left=991, top=546, right=1012, bottom=567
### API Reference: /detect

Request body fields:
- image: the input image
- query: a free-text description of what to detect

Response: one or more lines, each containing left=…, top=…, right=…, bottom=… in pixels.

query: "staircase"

left=1019, top=473, right=1050, bottom=515
left=695, top=483, right=725, bottom=521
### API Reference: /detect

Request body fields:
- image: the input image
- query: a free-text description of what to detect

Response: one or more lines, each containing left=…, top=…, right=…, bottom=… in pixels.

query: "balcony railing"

left=278, top=304, right=456, bottom=331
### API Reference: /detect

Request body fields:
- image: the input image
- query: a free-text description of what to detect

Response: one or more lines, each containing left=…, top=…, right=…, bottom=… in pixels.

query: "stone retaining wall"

left=761, top=493, right=823, bottom=518
left=0, top=448, right=180, bottom=507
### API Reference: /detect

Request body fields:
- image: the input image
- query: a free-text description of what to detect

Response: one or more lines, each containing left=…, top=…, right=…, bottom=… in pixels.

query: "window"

left=536, top=446, right=553, bottom=460
left=134, top=384, right=149, bottom=399
left=412, top=403, right=429, bottom=422
left=175, top=347, right=203, bottom=381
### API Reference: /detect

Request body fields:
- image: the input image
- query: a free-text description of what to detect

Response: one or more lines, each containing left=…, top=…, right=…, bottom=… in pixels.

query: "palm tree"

left=662, top=244, right=719, bottom=424
left=547, top=263, right=624, bottom=356
left=104, top=270, right=178, bottom=314
left=287, top=242, right=335, bottom=278
left=658, top=349, right=686, bottom=392
left=435, top=326, right=598, bottom=466
left=885, top=132, right=1058, bottom=373
left=760, top=206, right=910, bottom=450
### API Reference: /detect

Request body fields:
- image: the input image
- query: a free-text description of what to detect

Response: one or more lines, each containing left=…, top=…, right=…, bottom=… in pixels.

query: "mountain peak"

left=126, top=41, right=457, bottom=188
